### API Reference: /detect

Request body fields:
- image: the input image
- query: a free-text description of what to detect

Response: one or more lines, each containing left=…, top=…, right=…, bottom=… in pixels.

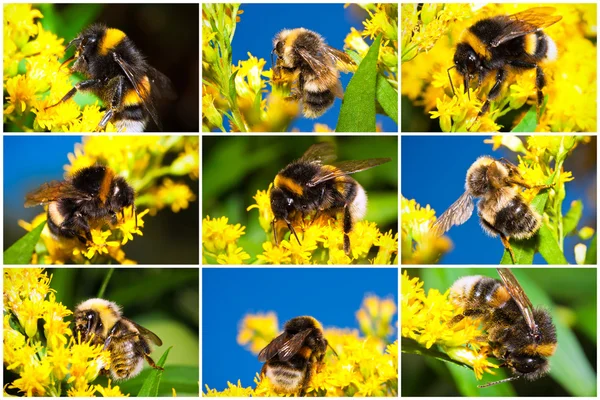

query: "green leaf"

left=336, top=35, right=381, bottom=132
left=538, top=225, right=568, bottom=264
left=401, top=337, right=473, bottom=370
left=137, top=346, right=172, bottom=397
left=228, top=70, right=239, bottom=105
left=584, top=234, right=597, bottom=264
left=4, top=222, right=46, bottom=265
left=376, top=75, right=398, bottom=123
left=511, top=95, right=548, bottom=132
left=563, top=200, right=583, bottom=237
left=118, top=365, right=199, bottom=396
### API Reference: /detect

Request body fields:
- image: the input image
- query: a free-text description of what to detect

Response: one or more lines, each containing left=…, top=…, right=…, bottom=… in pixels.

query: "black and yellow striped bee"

left=270, top=142, right=391, bottom=255
left=46, top=24, right=175, bottom=132
left=272, top=28, right=355, bottom=118
left=258, top=316, right=336, bottom=395
left=432, top=156, right=552, bottom=263
left=450, top=268, right=556, bottom=387
left=448, top=7, right=562, bottom=116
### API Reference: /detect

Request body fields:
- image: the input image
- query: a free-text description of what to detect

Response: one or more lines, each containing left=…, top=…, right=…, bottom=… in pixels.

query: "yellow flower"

left=237, top=312, right=279, bottom=355
left=246, top=185, right=274, bottom=233
left=401, top=271, right=499, bottom=380
left=153, top=178, right=197, bottom=213
left=95, top=380, right=129, bottom=397
left=256, top=241, right=292, bottom=265
left=217, top=246, right=251, bottom=265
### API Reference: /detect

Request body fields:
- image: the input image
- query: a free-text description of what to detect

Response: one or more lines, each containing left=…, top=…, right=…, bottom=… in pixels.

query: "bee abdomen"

left=493, top=197, right=541, bottom=239
left=110, top=350, right=144, bottom=380
left=303, top=90, right=335, bottom=118
left=451, top=276, right=510, bottom=309
left=265, top=363, right=305, bottom=392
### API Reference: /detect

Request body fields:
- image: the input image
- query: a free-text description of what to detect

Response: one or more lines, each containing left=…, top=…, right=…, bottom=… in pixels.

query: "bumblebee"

left=258, top=316, right=336, bottom=396
left=448, top=7, right=562, bottom=116
left=73, top=298, right=163, bottom=380
left=46, top=24, right=175, bottom=132
left=450, top=268, right=556, bottom=387
left=25, top=165, right=135, bottom=244
left=432, top=156, right=552, bottom=263
left=272, top=28, right=355, bottom=118
left=270, top=142, right=390, bottom=255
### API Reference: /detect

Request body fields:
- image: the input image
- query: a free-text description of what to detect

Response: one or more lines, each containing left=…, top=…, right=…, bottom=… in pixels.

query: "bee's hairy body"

left=259, top=316, right=329, bottom=396
left=48, top=24, right=173, bottom=132
left=273, top=28, right=353, bottom=118
left=452, top=7, right=561, bottom=115
left=450, top=276, right=557, bottom=381
left=73, top=298, right=163, bottom=381
left=26, top=165, right=135, bottom=244
left=272, top=161, right=367, bottom=254
left=467, top=156, right=541, bottom=240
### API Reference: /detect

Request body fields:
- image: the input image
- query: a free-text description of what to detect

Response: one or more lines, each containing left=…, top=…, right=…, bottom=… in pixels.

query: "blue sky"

left=202, top=268, right=398, bottom=391
left=228, top=3, right=397, bottom=132
left=401, top=136, right=597, bottom=264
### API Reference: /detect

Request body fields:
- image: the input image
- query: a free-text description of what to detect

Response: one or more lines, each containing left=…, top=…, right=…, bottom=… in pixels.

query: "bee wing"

left=147, top=66, right=177, bottom=102
left=277, top=329, right=313, bottom=361
left=24, top=181, right=90, bottom=207
left=299, top=142, right=338, bottom=164
left=113, top=53, right=162, bottom=130
left=496, top=268, right=538, bottom=333
left=258, top=332, right=288, bottom=362
left=307, top=158, right=391, bottom=187
left=121, top=317, right=163, bottom=346
left=492, top=7, right=562, bottom=47
left=431, top=191, right=475, bottom=236
left=324, top=46, right=356, bottom=73
left=295, top=46, right=334, bottom=78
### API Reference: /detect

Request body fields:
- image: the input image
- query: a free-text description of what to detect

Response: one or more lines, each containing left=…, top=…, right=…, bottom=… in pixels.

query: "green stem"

left=97, top=268, right=114, bottom=298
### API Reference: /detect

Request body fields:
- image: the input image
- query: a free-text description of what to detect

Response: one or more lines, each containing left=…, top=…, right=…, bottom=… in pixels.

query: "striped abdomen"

left=262, top=360, right=306, bottom=394
left=478, top=191, right=541, bottom=240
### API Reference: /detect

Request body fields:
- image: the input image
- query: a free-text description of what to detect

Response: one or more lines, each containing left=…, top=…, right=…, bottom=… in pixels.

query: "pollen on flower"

left=401, top=271, right=499, bottom=380
left=4, top=268, right=127, bottom=396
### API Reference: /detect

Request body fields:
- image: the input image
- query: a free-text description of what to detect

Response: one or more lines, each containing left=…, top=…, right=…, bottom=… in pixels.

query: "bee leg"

left=45, top=79, right=102, bottom=110
left=343, top=205, right=353, bottom=256
left=505, top=177, right=553, bottom=191
left=95, top=76, right=126, bottom=131
left=479, top=69, right=506, bottom=116
left=143, top=353, right=164, bottom=371
left=500, top=235, right=516, bottom=264
left=535, top=65, right=545, bottom=118
left=298, top=359, right=314, bottom=397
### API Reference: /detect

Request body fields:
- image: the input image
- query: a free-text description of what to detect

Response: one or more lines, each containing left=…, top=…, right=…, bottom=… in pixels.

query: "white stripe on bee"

left=266, top=365, right=303, bottom=391
left=350, top=184, right=367, bottom=220
left=450, top=276, right=483, bottom=306
left=545, top=36, right=558, bottom=61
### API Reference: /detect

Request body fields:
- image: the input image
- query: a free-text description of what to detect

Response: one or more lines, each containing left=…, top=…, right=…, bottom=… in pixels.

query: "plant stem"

left=97, top=268, right=114, bottom=298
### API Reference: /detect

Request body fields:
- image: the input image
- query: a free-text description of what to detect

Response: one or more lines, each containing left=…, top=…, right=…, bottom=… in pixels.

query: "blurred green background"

left=401, top=268, right=597, bottom=397
left=5, top=3, right=199, bottom=132
left=3, top=268, right=199, bottom=397
left=202, top=136, right=398, bottom=261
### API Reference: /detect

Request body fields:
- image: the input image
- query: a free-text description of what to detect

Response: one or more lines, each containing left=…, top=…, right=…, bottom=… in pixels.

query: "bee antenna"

left=447, top=65, right=457, bottom=96
left=286, top=220, right=301, bottom=245
left=477, top=375, right=521, bottom=388
left=328, top=343, right=339, bottom=358
left=272, top=219, right=279, bottom=246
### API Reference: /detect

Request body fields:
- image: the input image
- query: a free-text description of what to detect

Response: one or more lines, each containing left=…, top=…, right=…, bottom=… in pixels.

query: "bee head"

left=73, top=298, right=121, bottom=344
left=270, top=186, right=293, bottom=221
left=109, top=177, right=135, bottom=213
left=466, top=157, right=508, bottom=196
left=67, top=26, right=104, bottom=75
left=454, top=43, right=481, bottom=93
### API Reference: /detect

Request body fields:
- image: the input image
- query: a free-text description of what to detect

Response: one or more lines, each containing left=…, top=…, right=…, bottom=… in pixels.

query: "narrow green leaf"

left=336, top=35, right=381, bottom=132
left=401, top=337, right=471, bottom=370
left=538, top=225, right=568, bottom=264
left=584, top=234, right=597, bottom=264
left=376, top=75, right=398, bottom=123
left=511, top=95, right=548, bottom=132
left=4, top=222, right=46, bottom=265
left=117, top=366, right=199, bottom=396
left=137, top=346, right=172, bottom=397
left=228, top=70, right=239, bottom=105
left=562, top=200, right=583, bottom=237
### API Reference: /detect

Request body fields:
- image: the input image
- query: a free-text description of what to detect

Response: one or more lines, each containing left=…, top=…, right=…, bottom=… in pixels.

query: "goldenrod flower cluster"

left=204, top=296, right=398, bottom=397
left=4, top=268, right=127, bottom=397
left=401, top=271, right=499, bottom=380
left=3, top=4, right=118, bottom=132
left=202, top=216, right=250, bottom=264
left=400, top=196, right=451, bottom=264
left=19, top=136, right=198, bottom=264
left=346, top=4, right=398, bottom=89
left=203, top=186, right=396, bottom=265
left=402, top=4, right=597, bottom=132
